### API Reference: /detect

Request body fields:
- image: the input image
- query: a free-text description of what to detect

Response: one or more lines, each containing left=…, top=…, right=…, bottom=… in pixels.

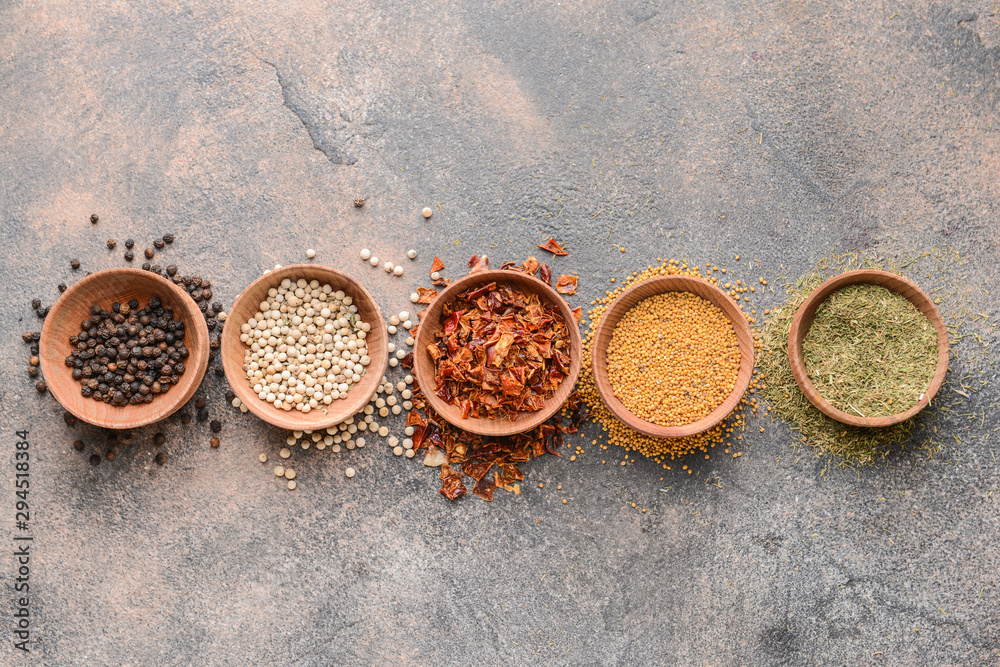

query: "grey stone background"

left=1, top=0, right=998, bottom=664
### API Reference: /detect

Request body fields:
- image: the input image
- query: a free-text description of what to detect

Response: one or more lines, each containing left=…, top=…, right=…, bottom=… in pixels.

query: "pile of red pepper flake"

left=426, top=260, right=574, bottom=421
left=406, top=384, right=588, bottom=501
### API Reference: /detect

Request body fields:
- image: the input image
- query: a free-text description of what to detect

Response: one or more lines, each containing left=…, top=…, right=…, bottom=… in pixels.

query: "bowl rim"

left=591, top=274, right=756, bottom=438
left=220, top=264, right=389, bottom=431
left=39, top=267, right=211, bottom=429
left=412, top=269, right=583, bottom=436
left=787, top=268, right=950, bottom=428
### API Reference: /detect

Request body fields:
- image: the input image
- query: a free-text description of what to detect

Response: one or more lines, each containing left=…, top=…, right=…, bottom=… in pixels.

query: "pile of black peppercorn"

left=64, top=296, right=188, bottom=406
left=25, top=226, right=232, bottom=466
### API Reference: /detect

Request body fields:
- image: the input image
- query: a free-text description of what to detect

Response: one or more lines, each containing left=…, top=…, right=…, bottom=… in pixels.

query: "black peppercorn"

left=150, top=264, right=161, bottom=274
left=68, top=296, right=185, bottom=407
left=166, top=265, right=178, bottom=276
left=70, top=259, right=80, bottom=270
left=73, top=440, right=85, bottom=451
left=64, top=412, right=76, bottom=426
left=107, top=239, right=117, bottom=249
left=197, top=408, right=209, bottom=422
left=22, top=331, right=33, bottom=343
left=153, top=432, right=165, bottom=446
left=31, top=298, right=41, bottom=310
left=155, top=452, right=166, bottom=465
left=210, top=419, right=221, bottom=433
left=354, top=197, right=365, bottom=207
left=35, top=381, right=47, bottom=393
left=36, top=306, right=49, bottom=319
left=180, top=412, right=191, bottom=425
left=144, top=248, right=154, bottom=259
left=58, top=283, right=67, bottom=292
left=214, top=366, right=224, bottom=377
left=195, top=397, right=206, bottom=409
left=162, top=234, right=175, bottom=244
left=27, top=366, right=38, bottom=378
left=225, top=390, right=236, bottom=403
left=153, top=239, right=165, bottom=250
left=90, top=213, right=99, bottom=224
left=141, top=262, right=151, bottom=271
left=124, top=250, right=134, bottom=262
left=89, top=454, right=101, bottom=466
left=125, top=238, right=134, bottom=249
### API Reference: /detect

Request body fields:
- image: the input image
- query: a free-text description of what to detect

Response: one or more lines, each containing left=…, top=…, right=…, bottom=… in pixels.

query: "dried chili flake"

left=555, top=274, right=578, bottom=294
left=468, top=254, right=490, bottom=273
left=431, top=256, right=445, bottom=274
left=439, top=463, right=467, bottom=500
left=539, top=264, right=552, bottom=284
left=472, top=474, right=496, bottom=501
left=537, top=238, right=569, bottom=256
left=430, top=279, right=573, bottom=421
left=409, top=384, right=586, bottom=502
left=571, top=306, right=583, bottom=323
left=416, top=287, right=438, bottom=304
left=521, top=256, right=539, bottom=275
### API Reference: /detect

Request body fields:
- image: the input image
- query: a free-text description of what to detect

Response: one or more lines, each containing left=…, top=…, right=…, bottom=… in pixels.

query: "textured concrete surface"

left=1, top=0, right=999, bottom=664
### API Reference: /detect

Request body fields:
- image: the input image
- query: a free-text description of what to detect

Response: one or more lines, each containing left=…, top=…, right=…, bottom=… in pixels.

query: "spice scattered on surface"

left=537, top=238, right=569, bottom=256
left=555, top=275, right=578, bottom=294
left=422, top=207, right=433, bottom=219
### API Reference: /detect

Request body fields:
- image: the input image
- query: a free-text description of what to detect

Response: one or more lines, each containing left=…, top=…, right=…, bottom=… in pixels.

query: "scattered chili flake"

left=411, top=385, right=587, bottom=502
left=429, top=279, right=573, bottom=421
left=540, top=264, right=552, bottom=284
left=416, top=287, right=439, bottom=304
left=555, top=274, right=579, bottom=294
left=537, top=238, right=569, bottom=256
left=521, top=256, right=539, bottom=275
left=430, top=256, right=445, bottom=274
left=439, top=463, right=467, bottom=500
left=571, top=307, right=583, bottom=323
left=468, top=254, right=490, bottom=273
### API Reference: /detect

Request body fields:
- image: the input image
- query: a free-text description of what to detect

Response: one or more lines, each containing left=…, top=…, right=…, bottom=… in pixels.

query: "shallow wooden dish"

left=787, top=269, right=949, bottom=428
left=592, top=275, right=755, bottom=438
left=39, top=268, right=210, bottom=430
left=221, top=264, right=388, bottom=432
left=413, top=270, right=583, bottom=436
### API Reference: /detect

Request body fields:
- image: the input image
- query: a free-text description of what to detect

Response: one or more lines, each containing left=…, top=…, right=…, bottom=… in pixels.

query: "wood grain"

left=412, top=269, right=583, bottom=436
left=220, top=264, right=388, bottom=432
left=787, top=269, right=949, bottom=428
left=39, top=268, right=210, bottom=429
left=592, top=275, right=756, bottom=438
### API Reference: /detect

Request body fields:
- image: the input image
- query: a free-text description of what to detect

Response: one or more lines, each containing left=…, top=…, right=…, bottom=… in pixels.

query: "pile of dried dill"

left=803, top=284, right=938, bottom=418
left=758, top=254, right=940, bottom=465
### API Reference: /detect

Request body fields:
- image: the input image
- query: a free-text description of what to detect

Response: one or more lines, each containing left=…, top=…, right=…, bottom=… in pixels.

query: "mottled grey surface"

left=1, top=0, right=999, bottom=664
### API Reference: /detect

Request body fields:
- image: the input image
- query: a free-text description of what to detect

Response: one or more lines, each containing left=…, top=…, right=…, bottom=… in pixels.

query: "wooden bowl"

left=787, top=269, right=949, bottom=427
left=221, top=264, right=388, bottom=432
left=592, top=275, right=755, bottom=438
left=412, top=270, right=583, bottom=436
left=39, top=268, right=210, bottom=429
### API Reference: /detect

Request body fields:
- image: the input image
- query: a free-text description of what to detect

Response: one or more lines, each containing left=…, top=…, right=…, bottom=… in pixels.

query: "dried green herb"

left=803, top=285, right=937, bottom=418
